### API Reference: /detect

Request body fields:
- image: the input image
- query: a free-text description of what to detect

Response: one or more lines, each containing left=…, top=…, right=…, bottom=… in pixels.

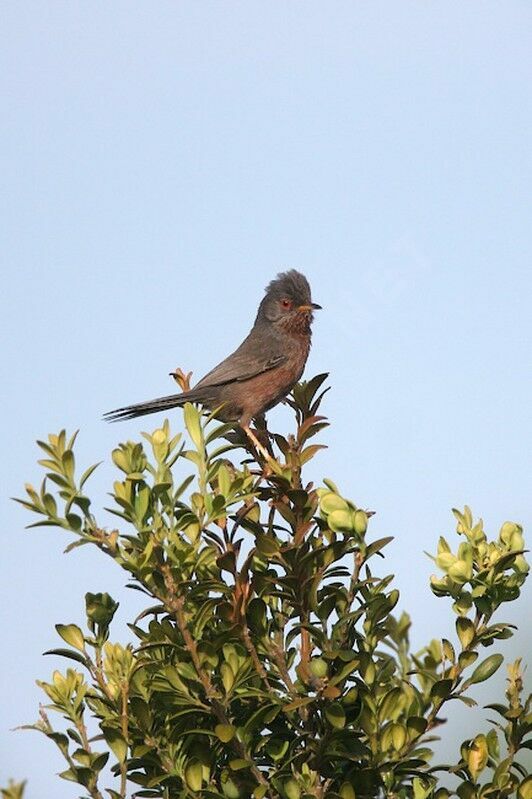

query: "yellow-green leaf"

left=466, top=735, right=488, bottom=781
left=325, top=704, right=345, bottom=729
left=391, top=723, right=406, bottom=751
left=327, top=509, right=353, bottom=533
left=102, top=728, right=127, bottom=763
left=284, top=779, right=301, bottom=799
left=456, top=617, right=475, bottom=649
left=320, top=492, right=348, bottom=514
left=448, top=559, right=472, bottom=584
left=184, top=403, right=203, bottom=450
left=309, top=658, right=328, bottom=678
left=353, top=510, right=368, bottom=534
left=185, top=759, right=203, bottom=791
left=55, top=624, right=85, bottom=652
left=215, top=724, right=235, bottom=743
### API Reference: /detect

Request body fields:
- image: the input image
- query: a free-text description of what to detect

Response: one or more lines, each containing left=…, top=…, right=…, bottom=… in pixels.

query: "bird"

left=104, top=270, right=321, bottom=458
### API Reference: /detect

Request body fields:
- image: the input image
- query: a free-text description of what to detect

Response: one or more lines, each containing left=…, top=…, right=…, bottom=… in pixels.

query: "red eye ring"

left=281, top=298, right=292, bottom=308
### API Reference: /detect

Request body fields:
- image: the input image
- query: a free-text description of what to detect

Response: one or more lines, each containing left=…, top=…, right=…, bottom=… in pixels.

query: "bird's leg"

left=241, top=424, right=273, bottom=463
left=254, top=413, right=274, bottom=457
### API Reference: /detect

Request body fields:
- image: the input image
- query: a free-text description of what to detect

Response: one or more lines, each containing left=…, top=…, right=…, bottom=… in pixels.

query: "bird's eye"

left=281, top=298, right=292, bottom=309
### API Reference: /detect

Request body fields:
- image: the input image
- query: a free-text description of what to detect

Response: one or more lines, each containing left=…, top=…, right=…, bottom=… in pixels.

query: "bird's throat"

left=281, top=313, right=313, bottom=337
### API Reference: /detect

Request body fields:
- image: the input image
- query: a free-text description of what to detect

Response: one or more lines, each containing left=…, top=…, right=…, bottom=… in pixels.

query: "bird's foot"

left=253, top=414, right=275, bottom=457
left=242, top=424, right=272, bottom=461
left=241, top=426, right=285, bottom=479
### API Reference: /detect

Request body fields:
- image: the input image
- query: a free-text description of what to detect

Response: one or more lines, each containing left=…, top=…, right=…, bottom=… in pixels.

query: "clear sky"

left=1, top=2, right=531, bottom=793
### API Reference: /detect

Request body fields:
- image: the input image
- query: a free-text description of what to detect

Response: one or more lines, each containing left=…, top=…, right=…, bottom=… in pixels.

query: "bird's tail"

left=104, top=389, right=203, bottom=422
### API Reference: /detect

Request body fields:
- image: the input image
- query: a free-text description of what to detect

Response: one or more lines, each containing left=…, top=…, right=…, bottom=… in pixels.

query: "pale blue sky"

left=1, top=2, right=531, bottom=794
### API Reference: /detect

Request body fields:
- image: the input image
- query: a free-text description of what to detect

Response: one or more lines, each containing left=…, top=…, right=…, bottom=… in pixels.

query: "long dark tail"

left=104, top=389, right=202, bottom=422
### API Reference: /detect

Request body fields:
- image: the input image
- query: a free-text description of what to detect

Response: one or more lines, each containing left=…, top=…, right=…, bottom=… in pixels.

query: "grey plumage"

left=104, top=270, right=320, bottom=427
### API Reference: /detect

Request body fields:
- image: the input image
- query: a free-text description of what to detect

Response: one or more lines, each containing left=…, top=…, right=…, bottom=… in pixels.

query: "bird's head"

left=255, top=270, right=321, bottom=332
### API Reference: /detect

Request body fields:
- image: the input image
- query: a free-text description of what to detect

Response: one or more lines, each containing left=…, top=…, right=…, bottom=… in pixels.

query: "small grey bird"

left=104, top=270, right=321, bottom=455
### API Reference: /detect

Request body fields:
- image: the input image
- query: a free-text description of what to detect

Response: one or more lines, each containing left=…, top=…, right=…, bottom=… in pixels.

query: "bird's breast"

left=246, top=340, right=310, bottom=415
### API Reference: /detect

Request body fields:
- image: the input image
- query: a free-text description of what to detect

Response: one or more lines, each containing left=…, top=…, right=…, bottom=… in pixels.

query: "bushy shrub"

left=6, top=376, right=531, bottom=799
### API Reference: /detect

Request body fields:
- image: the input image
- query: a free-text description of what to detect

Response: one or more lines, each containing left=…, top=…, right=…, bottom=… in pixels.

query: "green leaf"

left=135, top=484, right=151, bottom=523
left=85, top=592, right=118, bottom=627
left=43, top=648, right=87, bottom=666
left=391, top=723, right=407, bottom=751
left=79, top=461, right=101, bottom=489
left=215, top=724, right=235, bottom=742
left=458, top=650, right=478, bottom=669
left=64, top=538, right=90, bottom=554
left=65, top=513, right=82, bottom=531
left=265, top=738, right=289, bottom=761
left=184, top=759, right=203, bottom=791
left=327, top=509, right=353, bottom=533
left=413, top=777, right=433, bottom=799
left=228, top=759, right=251, bottom=771
left=58, top=768, right=78, bottom=783
left=309, top=657, right=328, bottom=678
left=62, top=450, right=75, bottom=480
left=320, top=492, right=348, bottom=514
left=102, top=728, right=128, bottom=763
left=0, top=780, right=27, bottom=799
left=353, top=509, right=368, bottom=534
left=448, top=559, right=472, bottom=584
left=55, top=624, right=85, bottom=652
left=442, top=638, right=456, bottom=662
left=92, top=752, right=109, bottom=772
left=407, top=717, right=428, bottom=739
left=255, top=533, right=279, bottom=556
left=325, top=703, right=346, bottom=729
left=184, top=403, right=203, bottom=450
left=430, top=679, right=453, bottom=701
left=483, top=702, right=508, bottom=718
left=365, top=536, right=394, bottom=558
left=466, top=734, right=488, bottom=781
left=436, top=552, right=456, bottom=570
left=379, top=687, right=403, bottom=719
left=284, top=779, right=301, bottom=799
left=467, top=653, right=504, bottom=685
left=456, top=781, right=477, bottom=799
left=456, top=617, right=475, bottom=649
left=220, top=663, right=234, bottom=693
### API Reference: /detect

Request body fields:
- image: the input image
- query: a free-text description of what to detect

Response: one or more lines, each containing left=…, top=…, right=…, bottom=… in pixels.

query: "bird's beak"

left=297, top=302, right=322, bottom=312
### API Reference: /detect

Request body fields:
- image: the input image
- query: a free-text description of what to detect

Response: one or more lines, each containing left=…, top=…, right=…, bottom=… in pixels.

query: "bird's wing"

left=195, top=351, right=287, bottom=389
